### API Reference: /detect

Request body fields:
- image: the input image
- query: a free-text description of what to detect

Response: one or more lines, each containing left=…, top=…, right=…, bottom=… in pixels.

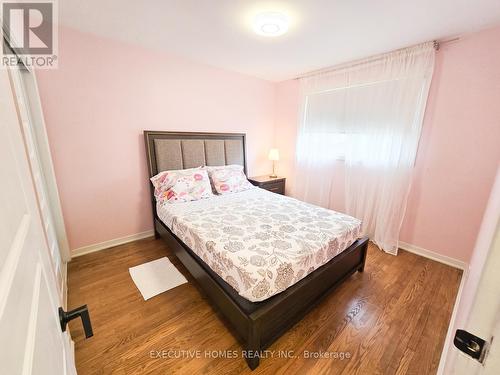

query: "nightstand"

left=248, top=175, right=286, bottom=195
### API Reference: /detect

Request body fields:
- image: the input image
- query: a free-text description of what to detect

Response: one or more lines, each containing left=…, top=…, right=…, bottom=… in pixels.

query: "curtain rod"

left=294, top=37, right=460, bottom=80
left=433, top=37, right=460, bottom=51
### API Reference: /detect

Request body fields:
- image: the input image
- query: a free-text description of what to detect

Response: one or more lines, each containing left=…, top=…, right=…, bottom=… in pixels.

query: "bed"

left=144, top=131, right=368, bottom=369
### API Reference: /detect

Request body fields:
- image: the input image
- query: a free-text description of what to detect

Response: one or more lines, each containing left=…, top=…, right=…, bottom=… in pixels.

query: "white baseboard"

left=399, top=241, right=468, bottom=271
left=72, top=230, right=155, bottom=258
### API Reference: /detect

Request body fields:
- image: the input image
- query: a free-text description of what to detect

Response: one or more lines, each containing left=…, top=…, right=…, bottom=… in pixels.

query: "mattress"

left=157, top=188, right=362, bottom=302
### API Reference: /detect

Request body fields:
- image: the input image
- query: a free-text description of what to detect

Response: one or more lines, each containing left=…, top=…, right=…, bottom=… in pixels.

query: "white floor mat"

left=129, top=257, right=187, bottom=300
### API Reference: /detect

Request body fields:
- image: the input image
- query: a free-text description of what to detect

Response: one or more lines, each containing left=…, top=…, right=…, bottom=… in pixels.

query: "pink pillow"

left=206, top=165, right=254, bottom=195
left=150, top=167, right=213, bottom=203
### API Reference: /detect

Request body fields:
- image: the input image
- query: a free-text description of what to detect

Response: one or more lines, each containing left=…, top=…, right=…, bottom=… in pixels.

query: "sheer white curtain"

left=294, top=43, right=435, bottom=255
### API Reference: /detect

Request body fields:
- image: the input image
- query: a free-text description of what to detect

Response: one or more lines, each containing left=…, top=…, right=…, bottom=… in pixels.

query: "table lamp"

left=268, top=148, right=280, bottom=178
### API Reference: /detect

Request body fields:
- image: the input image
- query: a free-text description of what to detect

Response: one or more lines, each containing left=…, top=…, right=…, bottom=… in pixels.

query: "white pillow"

left=206, top=165, right=254, bottom=195
left=150, top=167, right=213, bottom=203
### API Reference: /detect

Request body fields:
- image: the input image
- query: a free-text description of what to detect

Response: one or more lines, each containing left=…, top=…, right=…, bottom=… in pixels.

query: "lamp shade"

left=268, top=148, right=280, bottom=161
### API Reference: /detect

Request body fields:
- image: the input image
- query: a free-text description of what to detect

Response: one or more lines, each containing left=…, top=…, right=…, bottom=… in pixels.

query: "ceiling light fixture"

left=253, top=12, right=288, bottom=37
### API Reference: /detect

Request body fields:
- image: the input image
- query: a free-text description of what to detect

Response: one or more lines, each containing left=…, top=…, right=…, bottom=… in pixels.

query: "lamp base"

left=270, top=160, right=278, bottom=179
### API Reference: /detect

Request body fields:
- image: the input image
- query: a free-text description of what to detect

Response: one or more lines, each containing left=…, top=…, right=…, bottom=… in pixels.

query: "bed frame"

left=144, top=131, right=368, bottom=369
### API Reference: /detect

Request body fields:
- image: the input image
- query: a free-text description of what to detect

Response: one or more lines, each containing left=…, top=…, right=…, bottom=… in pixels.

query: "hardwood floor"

left=68, top=238, right=462, bottom=375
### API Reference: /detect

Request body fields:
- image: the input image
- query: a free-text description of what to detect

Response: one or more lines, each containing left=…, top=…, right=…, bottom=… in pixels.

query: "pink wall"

left=37, top=27, right=275, bottom=250
left=37, top=25, right=500, bottom=261
left=399, top=27, right=500, bottom=262
left=274, top=26, right=500, bottom=263
left=274, top=80, right=300, bottom=194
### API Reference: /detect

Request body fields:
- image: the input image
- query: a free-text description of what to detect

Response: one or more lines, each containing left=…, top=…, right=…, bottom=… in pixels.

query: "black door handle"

left=453, top=329, right=488, bottom=363
left=59, top=305, right=93, bottom=338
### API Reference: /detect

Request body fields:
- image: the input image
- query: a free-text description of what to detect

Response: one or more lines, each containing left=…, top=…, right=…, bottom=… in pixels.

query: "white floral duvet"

left=157, top=188, right=362, bottom=302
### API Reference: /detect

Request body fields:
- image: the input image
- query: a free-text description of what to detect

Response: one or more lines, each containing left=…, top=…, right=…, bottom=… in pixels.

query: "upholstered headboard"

left=144, top=131, right=247, bottom=178
left=144, top=131, right=247, bottom=223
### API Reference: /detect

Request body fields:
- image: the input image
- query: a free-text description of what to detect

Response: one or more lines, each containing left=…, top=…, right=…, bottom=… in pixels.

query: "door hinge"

left=453, top=329, right=489, bottom=363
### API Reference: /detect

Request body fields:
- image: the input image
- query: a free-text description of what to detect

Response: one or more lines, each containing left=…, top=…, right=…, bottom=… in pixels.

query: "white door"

left=440, top=168, right=500, bottom=374
left=0, top=67, right=77, bottom=374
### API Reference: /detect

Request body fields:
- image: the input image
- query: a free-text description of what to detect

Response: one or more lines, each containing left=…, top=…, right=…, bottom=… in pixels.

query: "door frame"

left=1, top=26, right=71, bottom=265
left=12, top=66, right=71, bottom=262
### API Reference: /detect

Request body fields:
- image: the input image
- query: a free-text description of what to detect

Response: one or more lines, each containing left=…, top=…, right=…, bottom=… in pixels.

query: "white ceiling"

left=60, top=0, right=500, bottom=81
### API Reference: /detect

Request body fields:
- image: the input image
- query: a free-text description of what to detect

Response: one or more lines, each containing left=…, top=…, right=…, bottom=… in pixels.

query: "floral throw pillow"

left=150, top=167, right=213, bottom=204
left=206, top=165, right=254, bottom=195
